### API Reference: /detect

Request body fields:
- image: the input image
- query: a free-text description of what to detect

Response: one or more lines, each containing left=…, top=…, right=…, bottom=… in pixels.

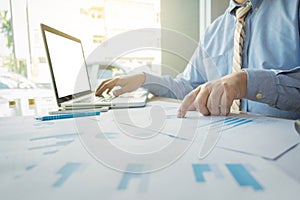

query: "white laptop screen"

left=44, top=30, right=90, bottom=98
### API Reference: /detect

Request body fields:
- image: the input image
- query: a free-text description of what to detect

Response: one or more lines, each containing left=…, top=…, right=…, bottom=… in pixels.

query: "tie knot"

left=236, top=1, right=252, bottom=20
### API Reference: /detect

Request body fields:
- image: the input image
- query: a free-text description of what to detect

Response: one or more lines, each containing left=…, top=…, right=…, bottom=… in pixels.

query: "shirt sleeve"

left=245, top=67, right=300, bottom=113
left=142, top=44, right=210, bottom=99
left=142, top=72, right=194, bottom=99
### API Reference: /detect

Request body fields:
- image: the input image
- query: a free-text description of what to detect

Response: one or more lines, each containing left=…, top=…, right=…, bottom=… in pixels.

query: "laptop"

left=40, top=24, right=148, bottom=110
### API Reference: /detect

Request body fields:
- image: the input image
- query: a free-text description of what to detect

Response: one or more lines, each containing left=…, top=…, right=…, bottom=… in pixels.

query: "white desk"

left=0, top=99, right=300, bottom=200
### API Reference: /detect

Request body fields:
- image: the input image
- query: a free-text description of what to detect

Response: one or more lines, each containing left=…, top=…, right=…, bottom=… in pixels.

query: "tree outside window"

left=0, top=4, right=26, bottom=76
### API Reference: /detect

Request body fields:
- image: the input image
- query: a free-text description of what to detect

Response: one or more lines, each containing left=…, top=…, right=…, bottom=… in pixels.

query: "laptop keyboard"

left=95, top=94, right=114, bottom=102
left=72, top=89, right=147, bottom=104
left=74, top=94, right=115, bottom=103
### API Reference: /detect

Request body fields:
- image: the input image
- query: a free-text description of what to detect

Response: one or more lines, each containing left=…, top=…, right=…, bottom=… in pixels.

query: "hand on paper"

left=177, top=71, right=247, bottom=117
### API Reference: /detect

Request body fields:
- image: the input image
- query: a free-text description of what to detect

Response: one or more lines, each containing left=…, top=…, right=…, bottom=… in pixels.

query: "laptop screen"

left=41, top=24, right=91, bottom=101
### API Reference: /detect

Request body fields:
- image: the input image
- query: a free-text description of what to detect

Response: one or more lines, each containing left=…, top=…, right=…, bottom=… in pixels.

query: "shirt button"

left=256, top=93, right=263, bottom=99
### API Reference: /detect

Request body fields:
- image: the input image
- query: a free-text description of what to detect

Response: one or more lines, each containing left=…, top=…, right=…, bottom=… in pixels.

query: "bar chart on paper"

left=23, top=133, right=79, bottom=179
left=117, top=163, right=149, bottom=193
left=28, top=132, right=77, bottom=155
left=53, top=162, right=82, bottom=187
left=198, top=116, right=254, bottom=132
left=192, top=163, right=264, bottom=191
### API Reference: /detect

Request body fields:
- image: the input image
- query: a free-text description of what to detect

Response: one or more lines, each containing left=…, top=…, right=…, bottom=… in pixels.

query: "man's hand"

left=177, top=71, right=247, bottom=117
left=95, top=73, right=146, bottom=96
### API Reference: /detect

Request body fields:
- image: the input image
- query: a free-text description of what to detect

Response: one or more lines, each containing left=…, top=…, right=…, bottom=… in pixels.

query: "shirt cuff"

left=245, top=69, right=278, bottom=106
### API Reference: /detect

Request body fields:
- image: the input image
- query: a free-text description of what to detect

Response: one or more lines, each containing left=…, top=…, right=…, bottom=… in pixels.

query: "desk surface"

left=0, top=94, right=178, bottom=117
left=0, top=99, right=299, bottom=200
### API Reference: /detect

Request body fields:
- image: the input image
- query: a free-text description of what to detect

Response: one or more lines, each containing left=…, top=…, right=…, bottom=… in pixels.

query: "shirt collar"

left=228, top=0, right=262, bottom=15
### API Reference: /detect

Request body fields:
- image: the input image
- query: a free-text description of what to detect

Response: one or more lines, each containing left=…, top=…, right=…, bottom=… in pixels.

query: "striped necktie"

left=231, top=1, right=252, bottom=112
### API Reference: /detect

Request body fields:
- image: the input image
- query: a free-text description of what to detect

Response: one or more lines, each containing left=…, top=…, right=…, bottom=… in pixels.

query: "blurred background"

left=0, top=0, right=227, bottom=116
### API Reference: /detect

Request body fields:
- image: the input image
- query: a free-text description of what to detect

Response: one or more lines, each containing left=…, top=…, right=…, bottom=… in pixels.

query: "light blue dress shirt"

left=143, top=0, right=300, bottom=119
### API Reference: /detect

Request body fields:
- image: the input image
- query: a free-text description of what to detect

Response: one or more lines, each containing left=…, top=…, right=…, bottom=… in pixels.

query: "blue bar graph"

left=118, top=164, right=149, bottom=193
left=28, top=140, right=74, bottom=150
left=192, top=164, right=224, bottom=183
left=226, top=164, right=264, bottom=191
left=192, top=164, right=211, bottom=182
left=223, top=119, right=253, bottom=131
left=30, top=133, right=77, bottom=141
left=192, top=163, right=264, bottom=191
left=198, top=117, right=253, bottom=131
left=53, top=162, right=81, bottom=187
left=28, top=133, right=77, bottom=154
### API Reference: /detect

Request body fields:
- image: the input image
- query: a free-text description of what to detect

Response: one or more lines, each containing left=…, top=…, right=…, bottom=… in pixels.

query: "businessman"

left=95, top=0, right=300, bottom=119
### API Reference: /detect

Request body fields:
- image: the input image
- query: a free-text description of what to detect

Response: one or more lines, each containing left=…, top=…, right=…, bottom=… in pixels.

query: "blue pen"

left=35, top=111, right=100, bottom=121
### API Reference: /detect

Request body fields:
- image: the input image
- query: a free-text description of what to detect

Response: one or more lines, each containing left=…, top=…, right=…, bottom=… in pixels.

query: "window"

left=0, top=0, right=161, bottom=89
left=0, top=0, right=17, bottom=74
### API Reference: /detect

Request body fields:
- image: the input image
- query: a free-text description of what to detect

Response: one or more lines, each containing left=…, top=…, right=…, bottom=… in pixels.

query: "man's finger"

left=220, top=90, right=231, bottom=115
left=177, top=87, right=200, bottom=118
left=207, top=86, right=223, bottom=115
left=194, top=85, right=210, bottom=116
